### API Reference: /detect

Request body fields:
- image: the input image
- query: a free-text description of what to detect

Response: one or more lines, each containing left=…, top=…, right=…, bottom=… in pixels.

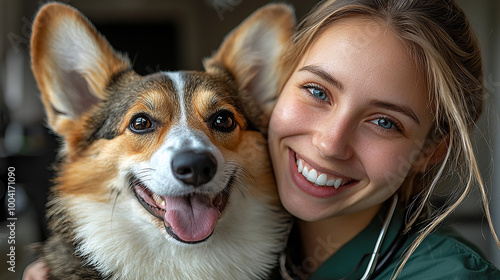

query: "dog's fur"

left=30, top=3, right=294, bottom=279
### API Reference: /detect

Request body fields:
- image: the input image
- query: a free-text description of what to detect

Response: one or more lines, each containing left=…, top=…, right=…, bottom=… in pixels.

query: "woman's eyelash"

left=301, top=83, right=330, bottom=102
left=370, top=117, right=404, bottom=133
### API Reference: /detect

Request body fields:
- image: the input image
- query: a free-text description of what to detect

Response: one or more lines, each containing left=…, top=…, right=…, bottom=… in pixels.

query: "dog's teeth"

left=153, top=193, right=165, bottom=207
left=213, top=194, right=222, bottom=207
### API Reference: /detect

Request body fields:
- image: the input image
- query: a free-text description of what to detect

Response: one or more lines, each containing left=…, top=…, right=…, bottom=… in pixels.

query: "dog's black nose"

left=171, top=151, right=217, bottom=187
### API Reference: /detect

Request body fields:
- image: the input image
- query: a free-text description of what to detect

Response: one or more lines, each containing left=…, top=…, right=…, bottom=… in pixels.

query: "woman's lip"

left=288, top=149, right=357, bottom=198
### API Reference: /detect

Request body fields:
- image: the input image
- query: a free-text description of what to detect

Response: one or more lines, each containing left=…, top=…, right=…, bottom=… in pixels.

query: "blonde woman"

left=270, top=0, right=500, bottom=279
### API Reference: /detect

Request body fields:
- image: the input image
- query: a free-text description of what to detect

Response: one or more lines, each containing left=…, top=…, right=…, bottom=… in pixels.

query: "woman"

left=270, top=0, right=500, bottom=279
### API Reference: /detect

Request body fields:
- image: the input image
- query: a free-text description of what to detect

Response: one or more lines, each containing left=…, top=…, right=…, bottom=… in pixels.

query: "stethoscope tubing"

left=359, top=194, right=399, bottom=280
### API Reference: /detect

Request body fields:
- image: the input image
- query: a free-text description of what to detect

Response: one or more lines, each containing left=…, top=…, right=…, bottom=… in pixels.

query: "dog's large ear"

left=204, top=4, right=295, bottom=132
left=31, top=3, right=130, bottom=136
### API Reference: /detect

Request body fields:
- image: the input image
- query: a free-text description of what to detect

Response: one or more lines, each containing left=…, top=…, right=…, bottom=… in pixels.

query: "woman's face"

left=269, top=18, right=437, bottom=222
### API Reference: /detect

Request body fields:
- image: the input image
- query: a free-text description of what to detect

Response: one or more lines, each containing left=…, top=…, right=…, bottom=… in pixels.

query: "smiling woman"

left=269, top=0, right=500, bottom=279
left=271, top=16, right=434, bottom=221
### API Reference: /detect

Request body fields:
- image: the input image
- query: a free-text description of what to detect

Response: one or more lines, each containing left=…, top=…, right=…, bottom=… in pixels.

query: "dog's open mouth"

left=132, top=179, right=230, bottom=244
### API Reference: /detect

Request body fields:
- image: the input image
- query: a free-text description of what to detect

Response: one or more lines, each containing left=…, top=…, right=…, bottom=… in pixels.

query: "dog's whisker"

left=109, top=190, right=122, bottom=249
left=225, top=161, right=255, bottom=185
left=137, top=168, right=155, bottom=174
left=110, top=190, right=121, bottom=218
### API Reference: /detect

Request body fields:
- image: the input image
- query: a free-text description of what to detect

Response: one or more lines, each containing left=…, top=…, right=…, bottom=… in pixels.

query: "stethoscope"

left=280, top=194, right=409, bottom=280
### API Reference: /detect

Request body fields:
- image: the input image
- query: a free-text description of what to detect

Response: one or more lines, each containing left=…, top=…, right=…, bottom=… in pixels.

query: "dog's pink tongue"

left=164, top=194, right=220, bottom=242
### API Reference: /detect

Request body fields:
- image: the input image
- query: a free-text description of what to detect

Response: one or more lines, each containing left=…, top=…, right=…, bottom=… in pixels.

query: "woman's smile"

left=290, top=149, right=359, bottom=197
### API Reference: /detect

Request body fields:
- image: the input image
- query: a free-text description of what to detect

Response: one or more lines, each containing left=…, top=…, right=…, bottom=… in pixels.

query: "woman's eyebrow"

left=369, top=99, right=421, bottom=125
left=298, top=65, right=345, bottom=92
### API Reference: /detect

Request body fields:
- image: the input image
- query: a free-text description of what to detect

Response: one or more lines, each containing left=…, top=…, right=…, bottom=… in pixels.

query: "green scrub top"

left=305, top=205, right=500, bottom=280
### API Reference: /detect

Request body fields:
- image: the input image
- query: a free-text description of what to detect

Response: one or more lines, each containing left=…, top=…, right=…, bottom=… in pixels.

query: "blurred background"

left=0, top=0, right=499, bottom=279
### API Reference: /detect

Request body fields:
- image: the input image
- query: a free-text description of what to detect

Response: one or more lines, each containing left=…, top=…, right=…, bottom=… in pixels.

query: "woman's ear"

left=413, top=137, right=449, bottom=173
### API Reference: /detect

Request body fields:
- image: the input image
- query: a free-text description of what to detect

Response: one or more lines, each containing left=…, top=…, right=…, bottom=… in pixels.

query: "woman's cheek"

left=273, top=89, right=318, bottom=135
left=270, top=99, right=296, bottom=138
left=363, top=141, right=418, bottom=193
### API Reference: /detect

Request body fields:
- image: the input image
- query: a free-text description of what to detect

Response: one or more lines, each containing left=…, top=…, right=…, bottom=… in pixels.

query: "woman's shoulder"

left=412, top=227, right=499, bottom=275
left=377, top=227, right=500, bottom=279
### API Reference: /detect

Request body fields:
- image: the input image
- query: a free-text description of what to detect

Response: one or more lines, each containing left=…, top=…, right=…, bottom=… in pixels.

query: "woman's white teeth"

left=298, top=160, right=304, bottom=173
left=306, top=169, right=317, bottom=183
left=316, top=174, right=327, bottom=185
left=153, top=193, right=166, bottom=207
left=301, top=166, right=309, bottom=177
left=297, top=159, right=344, bottom=189
left=333, top=178, right=342, bottom=189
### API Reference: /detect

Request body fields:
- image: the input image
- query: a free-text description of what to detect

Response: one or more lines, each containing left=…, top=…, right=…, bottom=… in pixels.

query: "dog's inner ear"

left=56, top=70, right=100, bottom=118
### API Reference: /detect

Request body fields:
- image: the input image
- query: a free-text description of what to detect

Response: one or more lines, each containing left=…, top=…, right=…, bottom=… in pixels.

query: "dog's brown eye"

left=210, top=110, right=236, bottom=133
left=215, top=115, right=233, bottom=129
left=130, top=115, right=153, bottom=133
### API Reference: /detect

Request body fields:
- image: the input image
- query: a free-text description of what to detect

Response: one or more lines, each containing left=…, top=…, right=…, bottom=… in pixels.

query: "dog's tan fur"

left=31, top=2, right=294, bottom=279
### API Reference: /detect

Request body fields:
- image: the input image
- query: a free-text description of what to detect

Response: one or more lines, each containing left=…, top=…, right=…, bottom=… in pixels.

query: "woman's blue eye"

left=370, top=117, right=402, bottom=133
left=306, top=86, right=329, bottom=101
left=377, top=118, right=394, bottom=129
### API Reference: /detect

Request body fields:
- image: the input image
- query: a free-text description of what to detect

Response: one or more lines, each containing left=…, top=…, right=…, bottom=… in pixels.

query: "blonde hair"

left=280, top=0, right=500, bottom=277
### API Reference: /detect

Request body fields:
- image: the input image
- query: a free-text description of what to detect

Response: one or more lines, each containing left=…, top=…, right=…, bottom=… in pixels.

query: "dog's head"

left=31, top=3, right=293, bottom=245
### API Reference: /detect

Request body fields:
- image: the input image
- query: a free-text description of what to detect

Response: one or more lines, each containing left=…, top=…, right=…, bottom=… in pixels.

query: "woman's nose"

left=312, top=116, right=354, bottom=161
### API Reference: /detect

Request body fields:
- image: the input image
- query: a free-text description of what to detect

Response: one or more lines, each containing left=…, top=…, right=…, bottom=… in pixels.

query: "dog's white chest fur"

left=70, top=192, right=287, bottom=280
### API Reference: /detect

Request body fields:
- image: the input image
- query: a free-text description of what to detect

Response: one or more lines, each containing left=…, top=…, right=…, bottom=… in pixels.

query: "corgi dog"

left=30, top=2, right=294, bottom=279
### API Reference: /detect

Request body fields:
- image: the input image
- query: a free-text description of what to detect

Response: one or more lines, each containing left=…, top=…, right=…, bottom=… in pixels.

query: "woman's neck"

left=296, top=203, right=383, bottom=274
